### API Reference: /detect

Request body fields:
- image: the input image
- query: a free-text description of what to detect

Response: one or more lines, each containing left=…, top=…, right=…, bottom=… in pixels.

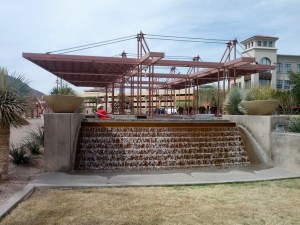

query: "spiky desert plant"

left=223, top=87, right=246, bottom=115
left=28, top=126, right=44, bottom=147
left=9, top=144, right=30, bottom=165
left=24, top=139, right=41, bottom=155
left=0, top=67, right=30, bottom=179
left=50, top=84, right=77, bottom=96
left=244, top=85, right=276, bottom=101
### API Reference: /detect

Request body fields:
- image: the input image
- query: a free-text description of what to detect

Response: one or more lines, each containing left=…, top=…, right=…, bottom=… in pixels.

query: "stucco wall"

left=223, top=115, right=288, bottom=163
left=271, top=132, right=300, bottom=171
left=44, top=113, right=84, bottom=172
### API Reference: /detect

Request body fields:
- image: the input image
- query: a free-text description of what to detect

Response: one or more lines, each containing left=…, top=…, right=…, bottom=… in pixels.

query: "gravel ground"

left=0, top=118, right=45, bottom=206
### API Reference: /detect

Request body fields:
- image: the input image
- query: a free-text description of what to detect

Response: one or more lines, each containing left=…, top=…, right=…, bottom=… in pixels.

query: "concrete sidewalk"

left=1, top=165, right=300, bottom=219
left=31, top=165, right=300, bottom=187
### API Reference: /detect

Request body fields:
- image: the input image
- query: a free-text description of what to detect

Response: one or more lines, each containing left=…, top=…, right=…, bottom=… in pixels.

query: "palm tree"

left=0, top=67, right=30, bottom=180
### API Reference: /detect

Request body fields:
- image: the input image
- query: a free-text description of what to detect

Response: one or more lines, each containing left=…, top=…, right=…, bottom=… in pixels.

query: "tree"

left=157, top=95, right=165, bottom=108
left=288, top=71, right=300, bottom=105
left=0, top=67, right=31, bottom=180
left=197, top=85, right=223, bottom=107
left=142, top=95, right=149, bottom=113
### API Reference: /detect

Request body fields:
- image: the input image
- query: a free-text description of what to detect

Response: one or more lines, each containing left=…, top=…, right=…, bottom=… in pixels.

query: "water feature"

left=75, top=121, right=250, bottom=170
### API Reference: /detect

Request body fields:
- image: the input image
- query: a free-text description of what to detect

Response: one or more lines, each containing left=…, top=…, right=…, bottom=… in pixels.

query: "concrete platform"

left=1, top=165, right=300, bottom=219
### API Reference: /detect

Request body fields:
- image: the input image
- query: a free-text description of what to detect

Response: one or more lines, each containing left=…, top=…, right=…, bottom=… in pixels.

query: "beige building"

left=235, top=35, right=300, bottom=89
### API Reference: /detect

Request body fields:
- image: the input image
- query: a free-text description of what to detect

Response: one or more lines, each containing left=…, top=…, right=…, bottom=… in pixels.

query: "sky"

left=1, top=0, right=300, bottom=94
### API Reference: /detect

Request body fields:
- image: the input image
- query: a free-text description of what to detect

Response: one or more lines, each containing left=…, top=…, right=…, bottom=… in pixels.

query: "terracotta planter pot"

left=240, top=100, right=279, bottom=115
left=43, top=95, right=84, bottom=113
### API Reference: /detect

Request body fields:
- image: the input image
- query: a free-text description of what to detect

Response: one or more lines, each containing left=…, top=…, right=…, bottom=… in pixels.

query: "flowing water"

left=75, top=121, right=250, bottom=170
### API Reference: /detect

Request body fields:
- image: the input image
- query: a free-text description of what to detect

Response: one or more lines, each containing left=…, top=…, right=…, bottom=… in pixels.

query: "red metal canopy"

left=22, top=52, right=274, bottom=88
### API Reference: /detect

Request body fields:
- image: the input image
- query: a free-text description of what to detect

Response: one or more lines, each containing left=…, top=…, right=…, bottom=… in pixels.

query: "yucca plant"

left=223, top=87, right=246, bottom=115
left=28, top=127, right=44, bottom=147
left=50, top=84, right=77, bottom=96
left=24, top=139, right=41, bottom=155
left=0, top=67, right=31, bottom=179
left=9, top=145, right=30, bottom=165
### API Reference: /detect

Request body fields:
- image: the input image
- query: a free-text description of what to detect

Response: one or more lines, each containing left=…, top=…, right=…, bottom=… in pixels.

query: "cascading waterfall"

left=75, top=121, right=250, bottom=170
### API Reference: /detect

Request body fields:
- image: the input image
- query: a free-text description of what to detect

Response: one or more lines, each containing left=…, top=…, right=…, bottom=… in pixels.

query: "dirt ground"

left=0, top=118, right=45, bottom=206
left=2, top=179, right=300, bottom=225
left=0, top=155, right=44, bottom=205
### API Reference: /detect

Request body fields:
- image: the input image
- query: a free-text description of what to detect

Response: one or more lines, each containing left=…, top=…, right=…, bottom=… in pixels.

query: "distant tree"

left=0, top=67, right=31, bottom=180
left=288, top=71, right=300, bottom=105
left=157, top=95, right=165, bottom=108
left=197, top=85, right=223, bottom=107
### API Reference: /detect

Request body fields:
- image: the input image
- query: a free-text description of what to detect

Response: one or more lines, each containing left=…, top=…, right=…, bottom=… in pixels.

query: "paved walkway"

left=1, top=165, right=300, bottom=219
left=32, top=165, right=300, bottom=187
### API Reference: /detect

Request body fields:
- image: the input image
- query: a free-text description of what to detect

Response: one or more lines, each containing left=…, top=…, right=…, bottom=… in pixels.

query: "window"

left=276, top=63, right=283, bottom=73
left=285, top=64, right=291, bottom=73
left=297, top=64, right=300, bottom=73
left=283, top=80, right=290, bottom=90
left=251, top=42, right=253, bottom=47
left=260, top=57, right=271, bottom=65
left=263, top=41, right=267, bottom=47
left=276, top=80, right=283, bottom=89
left=276, top=80, right=289, bottom=89
left=269, top=41, right=273, bottom=47
left=258, top=41, right=261, bottom=46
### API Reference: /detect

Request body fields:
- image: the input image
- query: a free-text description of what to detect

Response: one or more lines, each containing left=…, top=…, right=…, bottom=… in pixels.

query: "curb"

left=0, top=184, right=35, bottom=221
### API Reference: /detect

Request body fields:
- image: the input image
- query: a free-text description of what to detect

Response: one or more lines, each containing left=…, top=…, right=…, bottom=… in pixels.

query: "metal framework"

left=23, top=32, right=275, bottom=118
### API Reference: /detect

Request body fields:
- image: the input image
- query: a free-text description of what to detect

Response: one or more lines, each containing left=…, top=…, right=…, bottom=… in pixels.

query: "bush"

left=24, top=139, right=41, bottom=155
left=224, top=87, right=246, bottom=115
left=28, top=127, right=44, bottom=147
left=9, top=145, right=30, bottom=165
left=274, top=91, right=297, bottom=115
left=289, top=116, right=300, bottom=133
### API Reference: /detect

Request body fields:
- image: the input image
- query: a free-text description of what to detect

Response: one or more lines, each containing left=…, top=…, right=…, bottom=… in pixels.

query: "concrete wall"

left=44, top=113, right=84, bottom=172
left=271, top=132, right=300, bottom=171
left=223, top=115, right=289, bottom=163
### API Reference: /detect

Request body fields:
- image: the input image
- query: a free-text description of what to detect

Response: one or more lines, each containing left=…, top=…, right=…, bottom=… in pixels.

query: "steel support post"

left=185, top=80, right=187, bottom=115
left=112, top=82, right=115, bottom=114
left=217, top=68, right=220, bottom=117
left=105, top=86, right=108, bottom=111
